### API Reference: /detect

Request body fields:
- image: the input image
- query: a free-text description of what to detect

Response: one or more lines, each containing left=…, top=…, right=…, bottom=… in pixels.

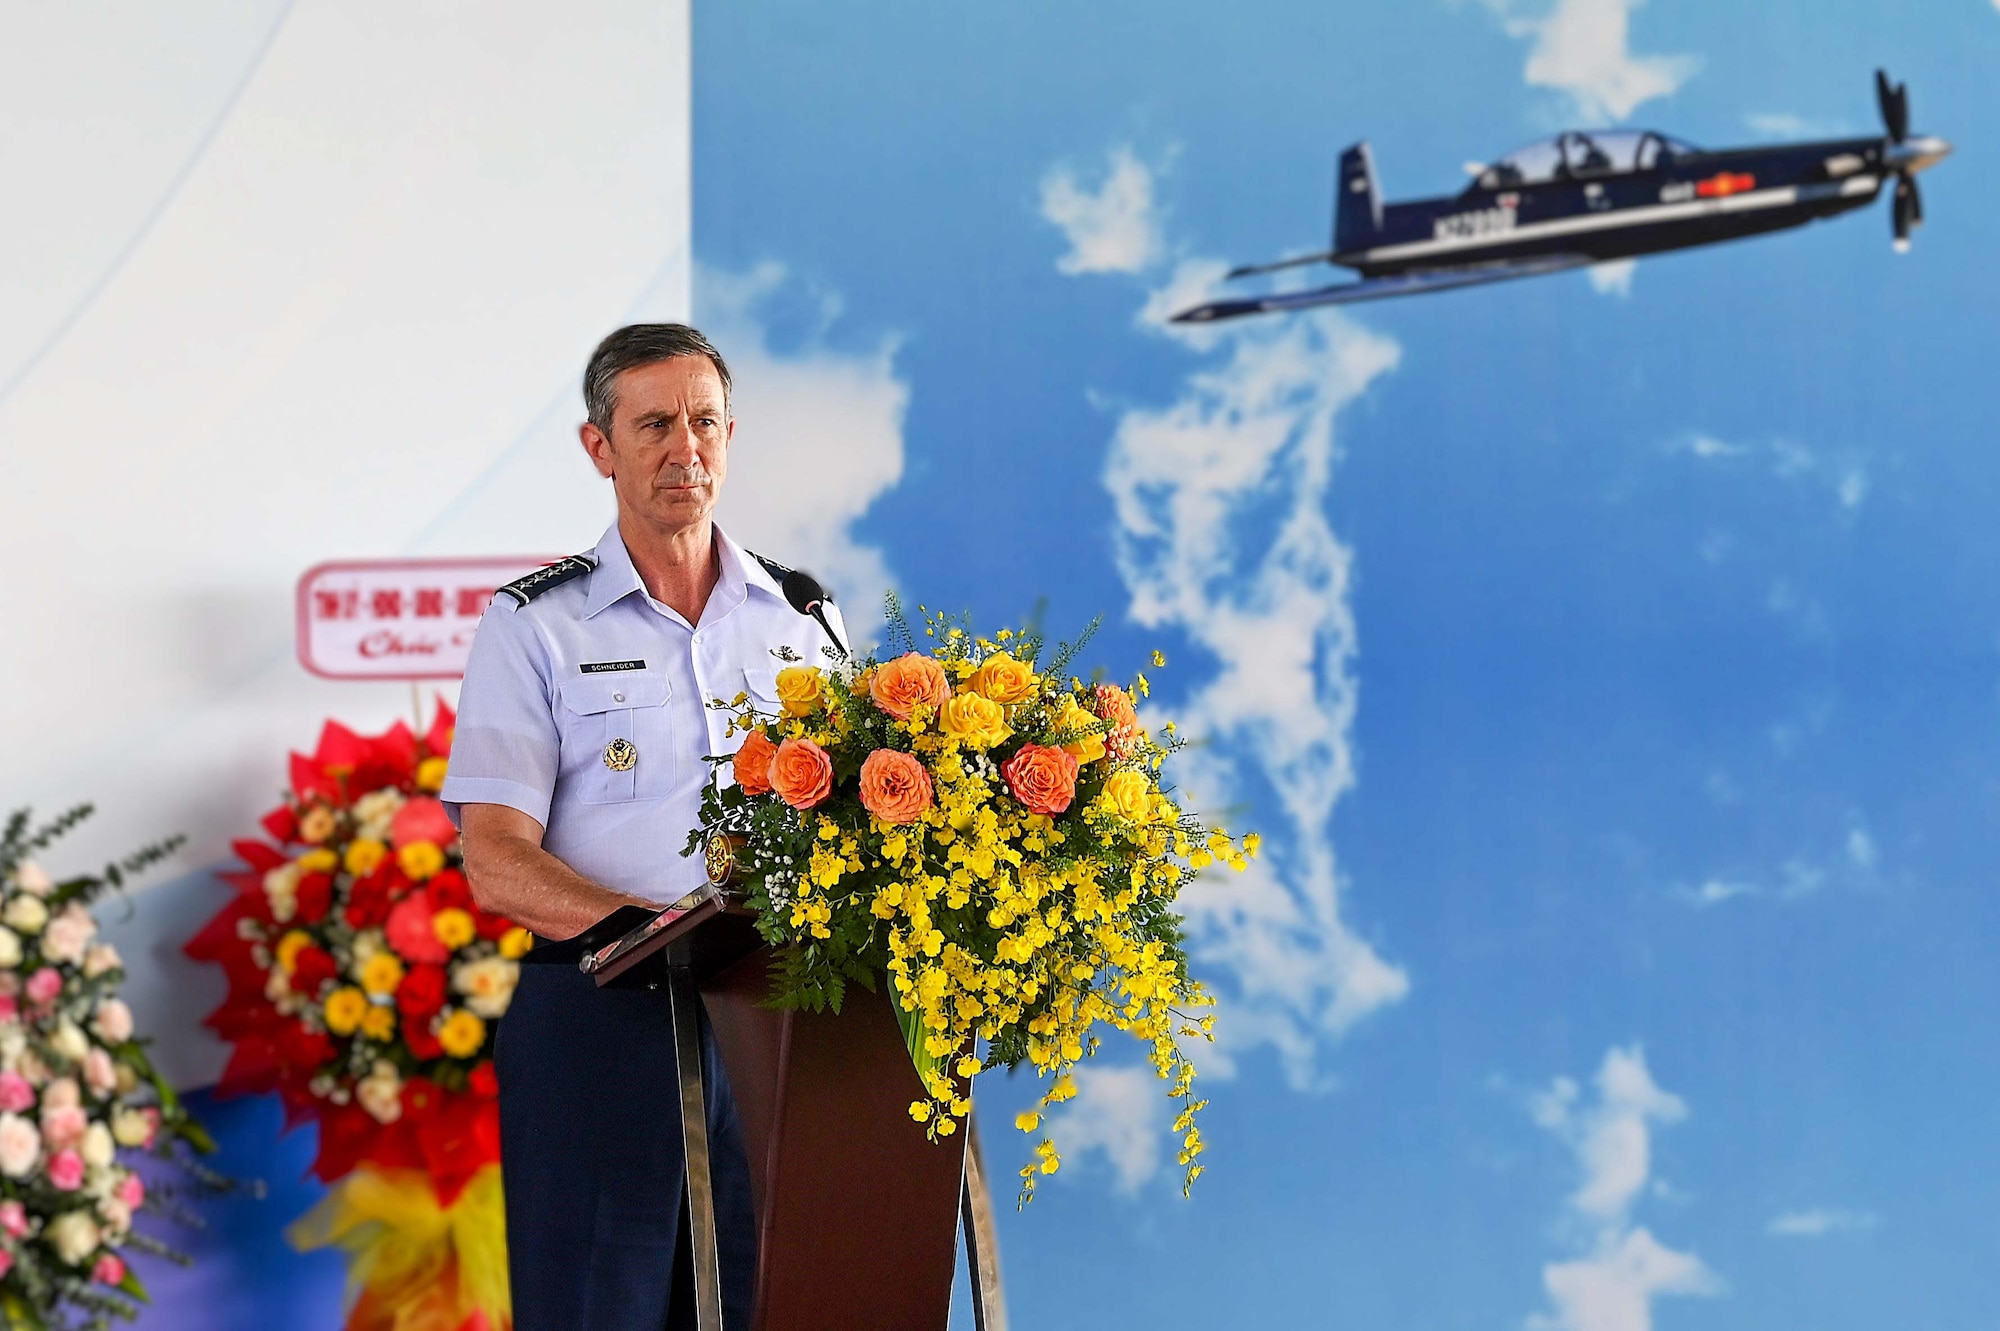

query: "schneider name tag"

left=579, top=660, right=647, bottom=674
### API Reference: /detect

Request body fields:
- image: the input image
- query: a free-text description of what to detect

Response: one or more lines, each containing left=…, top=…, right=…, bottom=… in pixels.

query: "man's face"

left=579, top=355, right=733, bottom=536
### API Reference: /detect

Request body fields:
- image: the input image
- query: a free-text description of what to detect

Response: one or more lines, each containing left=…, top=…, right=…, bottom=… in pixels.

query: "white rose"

left=42, top=1077, right=80, bottom=1111
left=450, top=956, right=520, bottom=1020
left=349, top=929, right=386, bottom=969
left=1, top=895, right=47, bottom=936
left=49, top=1020, right=89, bottom=1064
left=356, top=1062, right=403, bottom=1125
left=110, top=1108, right=151, bottom=1148
left=262, top=863, right=301, bottom=924
left=353, top=790, right=406, bottom=842
left=82, top=943, right=122, bottom=978
left=0, top=927, right=20, bottom=970
left=96, top=1195, right=132, bottom=1240
left=82, top=1048, right=118, bottom=1098
left=81, top=1122, right=115, bottom=1169
left=11, top=862, right=53, bottom=897
left=47, top=1209, right=100, bottom=1264
left=0, top=1113, right=40, bottom=1177
left=39, top=903, right=94, bottom=966
left=90, top=999, right=134, bottom=1046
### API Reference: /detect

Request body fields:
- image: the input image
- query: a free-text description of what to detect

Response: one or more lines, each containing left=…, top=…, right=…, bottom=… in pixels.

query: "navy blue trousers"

left=496, top=962, right=757, bottom=1330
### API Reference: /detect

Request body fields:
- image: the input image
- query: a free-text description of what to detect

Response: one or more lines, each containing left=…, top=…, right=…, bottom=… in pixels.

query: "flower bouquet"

left=0, top=806, right=215, bottom=1330
left=186, top=705, right=524, bottom=1331
left=689, top=601, right=1254, bottom=1200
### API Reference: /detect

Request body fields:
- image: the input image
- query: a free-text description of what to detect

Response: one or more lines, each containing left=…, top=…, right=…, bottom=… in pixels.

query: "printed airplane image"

left=1175, top=70, right=1950, bottom=322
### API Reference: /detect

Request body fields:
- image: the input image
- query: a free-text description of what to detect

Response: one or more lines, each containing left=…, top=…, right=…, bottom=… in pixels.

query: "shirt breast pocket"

left=558, top=671, right=674, bottom=804
left=743, top=663, right=783, bottom=716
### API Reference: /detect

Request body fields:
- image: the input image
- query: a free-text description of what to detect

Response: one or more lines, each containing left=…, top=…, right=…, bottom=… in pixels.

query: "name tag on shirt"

left=579, top=660, right=647, bottom=674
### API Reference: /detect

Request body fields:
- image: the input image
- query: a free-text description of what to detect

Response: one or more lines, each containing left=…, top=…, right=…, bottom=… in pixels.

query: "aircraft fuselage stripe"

left=1354, top=176, right=1880, bottom=265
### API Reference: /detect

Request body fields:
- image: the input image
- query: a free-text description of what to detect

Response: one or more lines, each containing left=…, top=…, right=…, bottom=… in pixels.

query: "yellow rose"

left=1102, top=769, right=1153, bottom=823
left=359, top=951, right=405, bottom=997
left=297, top=849, right=338, bottom=874
left=416, top=756, right=451, bottom=793
left=343, top=838, right=387, bottom=877
left=437, top=1009, right=487, bottom=1059
left=969, top=653, right=1037, bottom=705
left=938, top=693, right=1010, bottom=750
left=323, top=986, right=368, bottom=1036
left=274, top=930, right=313, bottom=975
left=398, top=841, right=446, bottom=882
left=774, top=665, right=825, bottom=718
left=360, top=1005, right=397, bottom=1041
left=431, top=907, right=476, bottom=950
left=498, top=927, right=533, bottom=960
left=1053, top=700, right=1107, bottom=765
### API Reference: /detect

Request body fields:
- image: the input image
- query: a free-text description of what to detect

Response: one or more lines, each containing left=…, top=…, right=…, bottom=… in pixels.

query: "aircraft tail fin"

left=1334, top=142, right=1383, bottom=254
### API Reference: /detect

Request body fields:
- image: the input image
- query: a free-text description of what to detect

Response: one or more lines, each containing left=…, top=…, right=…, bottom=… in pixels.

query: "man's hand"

left=459, top=803, right=656, bottom=941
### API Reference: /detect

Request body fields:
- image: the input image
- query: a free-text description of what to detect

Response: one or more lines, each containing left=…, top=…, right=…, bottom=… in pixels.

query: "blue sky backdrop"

left=695, top=3, right=2000, bottom=1327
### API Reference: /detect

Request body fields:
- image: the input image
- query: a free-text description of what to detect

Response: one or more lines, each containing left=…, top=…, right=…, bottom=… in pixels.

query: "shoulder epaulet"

left=748, top=551, right=835, bottom=603
left=496, top=554, right=597, bottom=607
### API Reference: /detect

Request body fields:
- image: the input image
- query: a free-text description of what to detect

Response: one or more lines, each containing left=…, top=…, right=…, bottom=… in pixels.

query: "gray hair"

left=582, top=323, right=733, bottom=432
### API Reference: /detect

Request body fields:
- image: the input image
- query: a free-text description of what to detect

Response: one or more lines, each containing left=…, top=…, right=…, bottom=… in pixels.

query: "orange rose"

left=858, top=749, right=934, bottom=825
left=733, top=729, right=777, bottom=796
left=1000, top=744, right=1079, bottom=815
left=869, top=653, right=951, bottom=721
left=1093, top=684, right=1140, bottom=757
left=769, top=738, right=834, bottom=809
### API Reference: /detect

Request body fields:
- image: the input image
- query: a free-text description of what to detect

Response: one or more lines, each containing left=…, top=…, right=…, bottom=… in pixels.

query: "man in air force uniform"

left=441, top=324, right=845, bottom=1331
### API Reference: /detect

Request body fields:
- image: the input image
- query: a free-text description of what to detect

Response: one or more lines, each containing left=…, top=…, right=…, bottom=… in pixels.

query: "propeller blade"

left=1892, top=177, right=1915, bottom=251
left=1875, top=68, right=1909, bottom=143
left=1908, top=175, right=1924, bottom=227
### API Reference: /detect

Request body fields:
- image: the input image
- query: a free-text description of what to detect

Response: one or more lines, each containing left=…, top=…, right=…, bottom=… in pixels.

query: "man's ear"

left=579, top=421, right=616, bottom=479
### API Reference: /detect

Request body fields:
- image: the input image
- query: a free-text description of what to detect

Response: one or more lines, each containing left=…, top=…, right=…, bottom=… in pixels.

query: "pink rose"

left=41, top=1105, right=86, bottom=1151
left=91, top=998, right=134, bottom=1045
left=385, top=896, right=450, bottom=965
left=92, top=1253, right=125, bottom=1285
left=0, top=1072, right=32, bottom=1115
left=0, top=1114, right=38, bottom=1179
left=0, top=1249, right=12, bottom=1280
left=40, top=903, right=95, bottom=966
left=24, top=968, right=61, bottom=1006
left=0, top=1199, right=27, bottom=1237
left=41, top=1078, right=79, bottom=1111
left=47, top=1148, right=84, bottom=1190
left=82, top=1049, right=117, bottom=1097
left=0, top=995, right=15, bottom=1024
left=390, top=796, right=457, bottom=850
left=116, top=1174, right=144, bottom=1209
left=0, top=972, right=16, bottom=998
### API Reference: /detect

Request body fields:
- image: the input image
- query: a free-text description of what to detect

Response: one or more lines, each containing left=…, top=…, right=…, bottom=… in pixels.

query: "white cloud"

left=701, top=263, right=907, bottom=637
left=1744, top=112, right=1848, bottom=140
left=1042, top=1063, right=1167, bottom=1193
left=1678, top=878, right=1756, bottom=907
left=1046, top=150, right=1409, bottom=1088
left=1587, top=259, right=1636, bottom=297
left=1767, top=1208, right=1878, bottom=1238
left=1669, top=432, right=1869, bottom=516
left=1040, top=147, right=1166, bottom=276
left=1533, top=1228, right=1722, bottom=1331
left=1485, top=0, right=1700, bottom=123
left=1528, top=1047, right=1720, bottom=1331
left=1106, top=295, right=1410, bottom=1086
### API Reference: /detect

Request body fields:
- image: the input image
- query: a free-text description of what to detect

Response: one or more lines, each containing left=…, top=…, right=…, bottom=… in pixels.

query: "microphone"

left=778, top=568, right=849, bottom=661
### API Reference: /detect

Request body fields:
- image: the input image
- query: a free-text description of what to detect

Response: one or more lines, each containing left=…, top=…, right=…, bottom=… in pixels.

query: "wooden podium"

left=581, top=892, right=1005, bottom=1331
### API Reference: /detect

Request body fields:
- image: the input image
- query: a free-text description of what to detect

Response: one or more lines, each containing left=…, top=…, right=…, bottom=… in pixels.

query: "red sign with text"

left=297, top=557, right=559, bottom=680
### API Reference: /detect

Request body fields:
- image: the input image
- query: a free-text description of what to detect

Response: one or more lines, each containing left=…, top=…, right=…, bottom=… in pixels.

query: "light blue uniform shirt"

left=441, top=521, right=846, bottom=903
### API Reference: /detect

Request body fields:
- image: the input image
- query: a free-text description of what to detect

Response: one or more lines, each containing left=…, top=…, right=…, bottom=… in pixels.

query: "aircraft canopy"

left=1478, top=131, right=1699, bottom=188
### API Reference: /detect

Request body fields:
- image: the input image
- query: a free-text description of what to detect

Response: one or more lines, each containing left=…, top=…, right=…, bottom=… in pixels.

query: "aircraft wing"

left=1171, top=255, right=1594, bottom=323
